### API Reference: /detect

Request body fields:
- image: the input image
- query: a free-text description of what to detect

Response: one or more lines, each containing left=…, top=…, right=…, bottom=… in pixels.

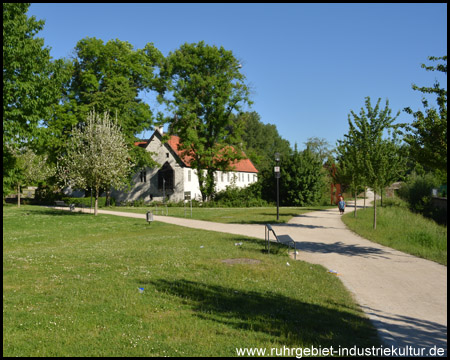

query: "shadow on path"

left=277, top=222, right=337, bottom=230
left=294, top=241, right=390, bottom=259
left=361, top=305, right=447, bottom=355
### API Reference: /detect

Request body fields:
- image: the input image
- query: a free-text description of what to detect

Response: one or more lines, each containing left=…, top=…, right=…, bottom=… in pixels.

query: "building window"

left=140, top=169, right=146, bottom=182
left=221, top=172, right=224, bottom=182
left=166, top=153, right=169, bottom=158
left=227, top=172, right=230, bottom=182
left=188, top=169, right=191, bottom=182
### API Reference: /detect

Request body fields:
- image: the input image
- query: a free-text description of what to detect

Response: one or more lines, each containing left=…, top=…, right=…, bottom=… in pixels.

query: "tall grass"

left=3, top=205, right=379, bottom=356
left=342, top=198, right=447, bottom=265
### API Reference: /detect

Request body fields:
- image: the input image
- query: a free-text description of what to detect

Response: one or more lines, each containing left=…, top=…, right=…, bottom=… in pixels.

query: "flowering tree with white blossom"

left=58, top=111, right=133, bottom=215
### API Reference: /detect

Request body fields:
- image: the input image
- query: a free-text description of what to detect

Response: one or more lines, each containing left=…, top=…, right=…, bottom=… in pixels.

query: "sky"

left=28, top=3, right=447, bottom=151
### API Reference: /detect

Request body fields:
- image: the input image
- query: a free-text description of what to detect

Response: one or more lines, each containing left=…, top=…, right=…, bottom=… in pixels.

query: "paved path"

left=54, top=194, right=447, bottom=355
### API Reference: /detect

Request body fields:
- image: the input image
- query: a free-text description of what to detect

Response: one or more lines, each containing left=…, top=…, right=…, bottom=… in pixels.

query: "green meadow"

left=3, top=205, right=379, bottom=357
left=342, top=198, right=447, bottom=266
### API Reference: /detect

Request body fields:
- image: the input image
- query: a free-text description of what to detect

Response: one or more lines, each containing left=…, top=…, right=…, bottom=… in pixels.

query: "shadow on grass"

left=145, top=279, right=379, bottom=348
left=24, top=206, right=89, bottom=217
left=229, top=236, right=288, bottom=255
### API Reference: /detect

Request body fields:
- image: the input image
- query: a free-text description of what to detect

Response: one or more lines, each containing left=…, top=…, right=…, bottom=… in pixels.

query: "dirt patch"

left=222, top=258, right=262, bottom=265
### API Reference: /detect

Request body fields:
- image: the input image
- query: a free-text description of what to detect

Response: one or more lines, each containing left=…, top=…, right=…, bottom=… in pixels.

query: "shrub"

left=209, top=182, right=270, bottom=208
left=397, top=172, right=439, bottom=211
left=397, top=171, right=446, bottom=225
left=61, top=196, right=114, bottom=208
left=33, top=183, right=63, bottom=205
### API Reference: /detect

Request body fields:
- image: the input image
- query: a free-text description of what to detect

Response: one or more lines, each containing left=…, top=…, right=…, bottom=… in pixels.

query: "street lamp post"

left=274, top=152, right=280, bottom=221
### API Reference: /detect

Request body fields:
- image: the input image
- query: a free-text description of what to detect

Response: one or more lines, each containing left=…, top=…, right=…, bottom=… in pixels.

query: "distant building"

left=111, top=129, right=258, bottom=203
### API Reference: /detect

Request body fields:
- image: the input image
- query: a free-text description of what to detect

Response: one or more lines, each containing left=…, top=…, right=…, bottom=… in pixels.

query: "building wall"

left=111, top=133, right=185, bottom=203
left=111, top=132, right=258, bottom=204
left=183, top=168, right=258, bottom=202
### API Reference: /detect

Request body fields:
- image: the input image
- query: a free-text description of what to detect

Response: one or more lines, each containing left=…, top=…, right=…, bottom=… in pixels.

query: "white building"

left=111, top=129, right=258, bottom=203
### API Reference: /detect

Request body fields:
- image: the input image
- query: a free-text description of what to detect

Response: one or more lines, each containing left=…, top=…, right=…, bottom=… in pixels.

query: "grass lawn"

left=3, top=205, right=379, bottom=356
left=105, top=205, right=334, bottom=224
left=342, top=198, right=447, bottom=266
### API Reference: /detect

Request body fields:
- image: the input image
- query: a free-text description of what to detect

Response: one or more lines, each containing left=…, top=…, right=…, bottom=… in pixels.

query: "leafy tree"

left=161, top=41, right=252, bottom=201
left=236, top=111, right=292, bottom=170
left=3, top=3, right=67, bottom=194
left=57, top=111, right=132, bottom=215
left=43, top=37, right=163, bottom=170
left=376, top=135, right=408, bottom=206
left=230, top=111, right=292, bottom=204
left=335, top=136, right=365, bottom=218
left=280, top=146, right=326, bottom=206
left=4, top=145, right=55, bottom=207
left=344, top=97, right=403, bottom=229
left=304, top=137, right=333, bottom=164
left=404, top=55, right=447, bottom=177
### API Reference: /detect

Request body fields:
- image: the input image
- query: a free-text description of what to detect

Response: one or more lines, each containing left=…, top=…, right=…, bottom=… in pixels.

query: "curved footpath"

left=55, top=193, right=447, bottom=356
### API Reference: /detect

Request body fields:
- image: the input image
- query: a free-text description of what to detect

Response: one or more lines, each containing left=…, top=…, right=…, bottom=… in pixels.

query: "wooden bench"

left=265, top=224, right=298, bottom=260
left=55, top=200, right=77, bottom=211
left=54, top=200, right=68, bottom=208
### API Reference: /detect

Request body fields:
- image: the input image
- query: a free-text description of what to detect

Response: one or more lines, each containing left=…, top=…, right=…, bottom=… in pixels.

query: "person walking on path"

left=338, top=195, right=346, bottom=215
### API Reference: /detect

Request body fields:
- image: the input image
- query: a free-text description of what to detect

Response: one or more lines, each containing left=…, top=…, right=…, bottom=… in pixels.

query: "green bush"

left=397, top=172, right=446, bottom=225
left=33, top=183, right=63, bottom=205
left=208, top=182, right=270, bottom=208
left=397, top=172, right=439, bottom=212
left=61, top=196, right=115, bottom=208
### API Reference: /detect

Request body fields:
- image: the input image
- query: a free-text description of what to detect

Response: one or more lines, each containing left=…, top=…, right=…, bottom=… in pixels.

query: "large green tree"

left=280, top=146, right=327, bottom=206
left=3, top=3, right=67, bottom=196
left=43, top=37, right=163, bottom=169
left=161, top=41, right=252, bottom=201
left=404, top=55, right=447, bottom=178
left=236, top=111, right=291, bottom=169
left=304, top=137, right=333, bottom=165
left=231, top=111, right=292, bottom=204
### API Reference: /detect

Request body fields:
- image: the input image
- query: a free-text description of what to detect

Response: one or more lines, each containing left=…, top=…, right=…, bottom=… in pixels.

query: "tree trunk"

left=354, top=189, right=357, bottom=218
left=380, top=188, right=383, bottom=207
left=90, top=188, right=93, bottom=213
left=373, top=189, right=377, bottom=230
left=364, top=187, right=366, bottom=209
left=17, top=183, right=21, bottom=208
left=94, top=189, right=99, bottom=216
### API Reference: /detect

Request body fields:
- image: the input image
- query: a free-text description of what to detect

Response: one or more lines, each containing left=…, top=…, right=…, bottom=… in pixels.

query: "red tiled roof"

left=135, top=134, right=258, bottom=173
left=168, top=135, right=258, bottom=173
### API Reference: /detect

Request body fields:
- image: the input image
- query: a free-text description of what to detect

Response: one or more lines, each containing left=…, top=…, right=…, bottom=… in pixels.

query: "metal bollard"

left=146, top=211, right=153, bottom=225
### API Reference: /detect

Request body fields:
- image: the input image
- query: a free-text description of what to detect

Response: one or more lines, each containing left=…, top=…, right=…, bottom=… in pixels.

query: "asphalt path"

left=52, top=193, right=447, bottom=356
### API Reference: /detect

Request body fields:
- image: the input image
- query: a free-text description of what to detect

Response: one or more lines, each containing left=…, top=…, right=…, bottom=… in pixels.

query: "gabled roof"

left=134, top=131, right=258, bottom=173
